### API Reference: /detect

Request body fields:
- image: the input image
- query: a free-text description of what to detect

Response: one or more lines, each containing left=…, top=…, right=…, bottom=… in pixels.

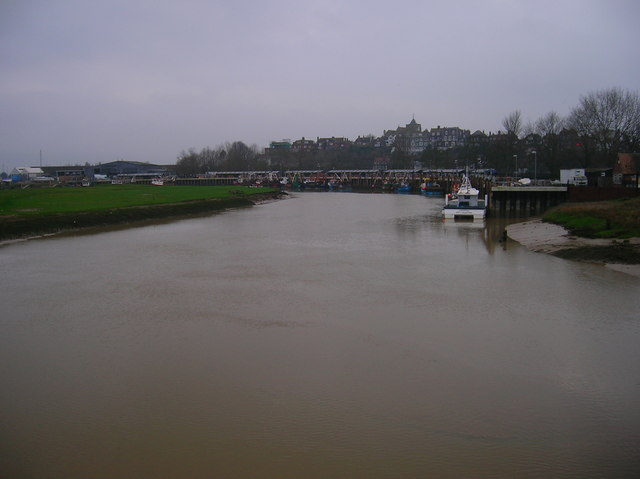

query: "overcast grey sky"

left=1, top=0, right=639, bottom=170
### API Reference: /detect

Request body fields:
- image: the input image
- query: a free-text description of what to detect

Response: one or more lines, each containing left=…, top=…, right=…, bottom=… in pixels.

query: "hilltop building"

left=469, top=130, right=489, bottom=148
left=384, top=117, right=425, bottom=154
left=267, top=140, right=292, bottom=150
left=354, top=135, right=377, bottom=147
left=382, top=118, right=471, bottom=154
left=291, top=137, right=316, bottom=152
left=429, top=126, right=470, bottom=150
left=317, top=137, right=351, bottom=150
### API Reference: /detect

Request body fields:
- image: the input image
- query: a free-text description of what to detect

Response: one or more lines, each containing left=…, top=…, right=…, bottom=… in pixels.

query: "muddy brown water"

left=1, top=192, right=639, bottom=478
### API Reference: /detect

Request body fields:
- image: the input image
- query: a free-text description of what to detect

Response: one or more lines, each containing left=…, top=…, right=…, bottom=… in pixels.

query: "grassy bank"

left=0, top=184, right=277, bottom=216
left=543, top=197, right=640, bottom=239
left=0, top=185, right=280, bottom=241
left=542, top=197, right=640, bottom=264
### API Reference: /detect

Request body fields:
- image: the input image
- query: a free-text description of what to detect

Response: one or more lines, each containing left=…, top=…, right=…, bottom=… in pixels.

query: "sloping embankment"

left=0, top=192, right=283, bottom=242
left=506, top=219, right=640, bottom=276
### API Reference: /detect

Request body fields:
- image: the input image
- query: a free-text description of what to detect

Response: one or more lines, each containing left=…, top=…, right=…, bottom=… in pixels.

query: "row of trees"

left=494, top=87, right=640, bottom=176
left=175, top=142, right=391, bottom=175
left=176, top=87, right=640, bottom=178
left=566, top=87, right=640, bottom=164
left=175, top=142, right=265, bottom=177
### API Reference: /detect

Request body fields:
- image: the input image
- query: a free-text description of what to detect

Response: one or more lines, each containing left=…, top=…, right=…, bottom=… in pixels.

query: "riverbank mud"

left=506, top=219, right=640, bottom=277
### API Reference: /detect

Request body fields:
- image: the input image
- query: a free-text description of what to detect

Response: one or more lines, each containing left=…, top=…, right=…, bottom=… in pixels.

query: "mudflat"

left=507, top=219, right=640, bottom=277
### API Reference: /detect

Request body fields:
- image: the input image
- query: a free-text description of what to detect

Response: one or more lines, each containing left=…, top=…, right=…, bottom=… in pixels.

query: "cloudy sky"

left=1, top=0, right=639, bottom=170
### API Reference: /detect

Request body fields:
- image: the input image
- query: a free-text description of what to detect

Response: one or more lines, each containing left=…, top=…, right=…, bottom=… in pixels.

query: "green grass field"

left=0, top=184, right=276, bottom=216
left=543, top=197, right=640, bottom=238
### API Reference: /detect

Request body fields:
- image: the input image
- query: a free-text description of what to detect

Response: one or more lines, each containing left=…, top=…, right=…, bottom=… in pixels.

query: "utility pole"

left=532, top=151, right=537, bottom=184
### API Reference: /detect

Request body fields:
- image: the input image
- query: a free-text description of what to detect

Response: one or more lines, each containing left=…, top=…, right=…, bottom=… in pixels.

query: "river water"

left=1, top=192, right=639, bottom=478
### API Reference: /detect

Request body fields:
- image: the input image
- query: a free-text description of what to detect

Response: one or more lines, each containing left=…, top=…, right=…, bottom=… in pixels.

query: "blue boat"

left=396, top=183, right=411, bottom=193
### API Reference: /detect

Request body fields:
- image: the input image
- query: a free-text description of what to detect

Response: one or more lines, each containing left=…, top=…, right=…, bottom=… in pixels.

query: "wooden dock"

left=489, top=185, right=568, bottom=216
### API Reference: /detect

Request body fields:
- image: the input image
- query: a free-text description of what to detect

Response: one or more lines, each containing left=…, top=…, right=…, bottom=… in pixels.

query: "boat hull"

left=442, top=207, right=486, bottom=220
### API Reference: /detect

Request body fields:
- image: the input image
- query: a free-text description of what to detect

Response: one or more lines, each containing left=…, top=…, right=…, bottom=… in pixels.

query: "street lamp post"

left=532, top=151, right=537, bottom=184
left=513, top=155, right=518, bottom=180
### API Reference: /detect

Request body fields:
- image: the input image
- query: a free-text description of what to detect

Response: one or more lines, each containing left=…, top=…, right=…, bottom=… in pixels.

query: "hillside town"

left=3, top=113, right=639, bottom=190
left=4, top=86, right=640, bottom=187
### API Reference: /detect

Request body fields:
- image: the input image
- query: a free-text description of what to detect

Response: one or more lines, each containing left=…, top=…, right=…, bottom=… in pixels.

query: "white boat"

left=442, top=175, right=487, bottom=220
left=151, top=178, right=164, bottom=186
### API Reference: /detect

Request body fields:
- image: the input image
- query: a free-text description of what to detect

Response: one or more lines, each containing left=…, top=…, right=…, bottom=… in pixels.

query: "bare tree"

left=225, top=141, right=257, bottom=171
left=535, top=111, right=564, bottom=137
left=522, top=120, right=536, bottom=139
left=502, top=110, right=523, bottom=138
left=530, top=111, right=565, bottom=176
left=624, top=93, right=640, bottom=152
left=498, top=110, right=524, bottom=175
left=176, top=148, right=201, bottom=177
left=199, top=146, right=227, bottom=172
left=567, top=87, right=640, bottom=164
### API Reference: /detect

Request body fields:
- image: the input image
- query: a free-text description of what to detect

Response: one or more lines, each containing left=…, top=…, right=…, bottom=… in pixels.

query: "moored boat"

left=396, top=182, right=411, bottom=193
left=442, top=175, right=487, bottom=220
left=420, top=181, right=442, bottom=196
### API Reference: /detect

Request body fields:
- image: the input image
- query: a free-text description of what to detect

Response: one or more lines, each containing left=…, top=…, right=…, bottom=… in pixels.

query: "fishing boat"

left=442, top=175, right=487, bottom=220
left=396, top=182, right=411, bottom=193
left=420, top=181, right=442, bottom=196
